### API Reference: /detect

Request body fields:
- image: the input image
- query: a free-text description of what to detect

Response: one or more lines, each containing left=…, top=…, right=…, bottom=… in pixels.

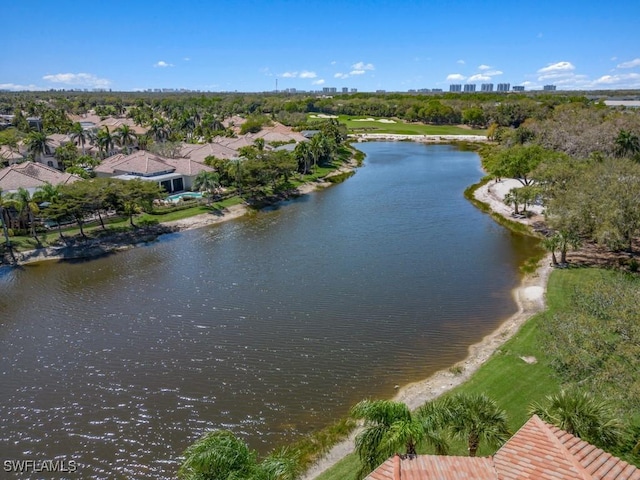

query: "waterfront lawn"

left=335, top=115, right=486, bottom=136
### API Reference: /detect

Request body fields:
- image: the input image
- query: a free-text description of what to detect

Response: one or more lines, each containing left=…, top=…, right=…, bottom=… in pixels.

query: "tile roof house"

left=94, top=150, right=214, bottom=194
left=366, top=415, right=640, bottom=480
left=0, top=162, right=80, bottom=194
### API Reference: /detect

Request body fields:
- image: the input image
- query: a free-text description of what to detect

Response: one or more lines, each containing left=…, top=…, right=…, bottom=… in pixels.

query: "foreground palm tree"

left=351, top=399, right=449, bottom=477
left=9, top=188, right=40, bottom=243
left=178, top=429, right=300, bottom=480
left=69, top=122, right=89, bottom=155
left=528, top=389, right=622, bottom=448
left=0, top=188, right=15, bottom=248
left=447, top=393, right=510, bottom=457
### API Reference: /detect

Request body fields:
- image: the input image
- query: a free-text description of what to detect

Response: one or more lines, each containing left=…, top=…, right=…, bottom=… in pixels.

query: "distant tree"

left=487, top=145, right=556, bottom=186
left=25, top=131, right=52, bottom=162
left=96, top=127, right=115, bottom=158
left=193, top=171, right=220, bottom=204
left=9, top=187, right=40, bottom=242
left=69, top=122, right=90, bottom=155
left=115, top=124, right=137, bottom=154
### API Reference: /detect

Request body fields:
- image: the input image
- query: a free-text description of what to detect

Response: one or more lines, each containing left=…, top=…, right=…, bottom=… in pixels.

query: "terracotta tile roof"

left=367, top=454, right=496, bottom=480
left=366, top=416, right=640, bottom=480
left=95, top=151, right=213, bottom=178
left=0, top=162, right=79, bottom=192
left=180, top=142, right=238, bottom=161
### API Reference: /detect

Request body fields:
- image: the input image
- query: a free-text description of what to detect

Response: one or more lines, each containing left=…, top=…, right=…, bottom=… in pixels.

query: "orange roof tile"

left=0, top=162, right=79, bottom=192
left=366, top=416, right=640, bottom=480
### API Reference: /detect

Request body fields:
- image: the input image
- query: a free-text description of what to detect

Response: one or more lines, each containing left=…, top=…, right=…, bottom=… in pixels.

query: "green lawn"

left=314, top=268, right=609, bottom=480
left=312, top=115, right=486, bottom=136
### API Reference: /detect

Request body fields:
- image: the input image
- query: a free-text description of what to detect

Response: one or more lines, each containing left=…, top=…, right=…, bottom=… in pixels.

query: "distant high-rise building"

left=497, top=83, right=511, bottom=92
left=322, top=87, right=337, bottom=94
left=417, top=88, right=431, bottom=93
left=543, top=84, right=557, bottom=91
left=464, top=84, right=476, bottom=92
left=350, top=88, right=357, bottom=93
left=342, top=87, right=349, bottom=93
left=431, top=88, right=443, bottom=93
left=512, top=85, right=525, bottom=91
left=481, top=83, right=494, bottom=92
left=449, top=84, right=462, bottom=92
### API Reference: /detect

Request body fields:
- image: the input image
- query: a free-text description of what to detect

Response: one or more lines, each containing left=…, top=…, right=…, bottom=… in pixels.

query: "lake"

left=0, top=142, right=539, bottom=478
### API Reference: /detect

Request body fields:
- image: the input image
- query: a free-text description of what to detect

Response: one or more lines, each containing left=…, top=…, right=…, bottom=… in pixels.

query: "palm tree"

left=10, top=187, right=40, bottom=243
left=446, top=393, right=510, bottom=457
left=149, top=118, right=170, bottom=143
left=0, top=188, right=15, bottom=248
left=178, top=430, right=300, bottom=480
left=294, top=141, right=312, bottom=175
left=542, top=233, right=561, bottom=266
left=193, top=171, right=220, bottom=204
left=528, top=389, right=622, bottom=448
left=115, top=124, right=137, bottom=154
left=69, top=122, right=89, bottom=155
left=25, top=131, right=52, bottom=162
left=614, top=129, right=640, bottom=159
left=178, top=430, right=257, bottom=480
left=350, top=399, right=449, bottom=477
left=96, top=127, right=115, bottom=158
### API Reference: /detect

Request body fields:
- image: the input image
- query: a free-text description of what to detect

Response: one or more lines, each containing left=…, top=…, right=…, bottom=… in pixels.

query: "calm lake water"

left=0, top=143, right=539, bottom=478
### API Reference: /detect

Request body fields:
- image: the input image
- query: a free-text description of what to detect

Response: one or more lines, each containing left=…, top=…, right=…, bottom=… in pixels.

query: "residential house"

left=0, top=161, right=79, bottom=196
left=366, top=415, right=640, bottom=480
left=94, top=150, right=214, bottom=193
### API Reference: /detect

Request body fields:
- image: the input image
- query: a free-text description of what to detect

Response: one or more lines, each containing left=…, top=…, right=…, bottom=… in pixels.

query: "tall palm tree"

left=69, top=122, right=89, bottom=155
left=149, top=118, right=170, bottom=143
left=25, top=131, right=52, bottom=162
left=193, top=171, right=220, bottom=204
left=115, top=124, right=137, bottom=154
left=350, top=399, right=449, bottom=477
left=446, top=393, right=510, bottom=457
left=0, top=188, right=15, bottom=248
left=294, top=141, right=312, bottom=175
left=96, top=127, right=115, bottom=158
left=528, top=389, right=622, bottom=448
left=10, top=187, right=40, bottom=243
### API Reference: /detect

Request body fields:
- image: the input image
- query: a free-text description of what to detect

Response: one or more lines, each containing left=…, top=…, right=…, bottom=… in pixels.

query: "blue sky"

left=3, top=0, right=640, bottom=92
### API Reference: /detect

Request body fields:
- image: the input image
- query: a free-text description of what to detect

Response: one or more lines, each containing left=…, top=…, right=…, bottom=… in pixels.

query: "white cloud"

left=593, top=73, right=640, bottom=87
left=334, top=73, right=349, bottom=79
left=617, top=58, right=640, bottom=69
left=312, top=79, right=325, bottom=85
left=468, top=74, right=491, bottom=82
left=154, top=60, right=174, bottom=68
left=0, top=83, right=45, bottom=91
left=457, top=59, right=465, bottom=65
left=478, top=64, right=491, bottom=71
left=183, top=57, right=191, bottom=61
left=484, top=70, right=503, bottom=77
left=330, top=60, right=337, bottom=65
left=280, top=70, right=317, bottom=79
left=446, top=73, right=466, bottom=81
left=351, top=61, right=374, bottom=71
left=537, top=61, right=575, bottom=74
left=42, top=72, right=111, bottom=88
left=350, top=69, right=366, bottom=76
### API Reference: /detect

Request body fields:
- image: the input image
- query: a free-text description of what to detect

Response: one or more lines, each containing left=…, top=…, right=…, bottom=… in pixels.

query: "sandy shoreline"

left=300, top=179, right=550, bottom=480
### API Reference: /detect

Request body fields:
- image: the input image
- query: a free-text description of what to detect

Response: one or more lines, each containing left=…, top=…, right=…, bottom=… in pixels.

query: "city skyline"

left=2, top=0, right=640, bottom=93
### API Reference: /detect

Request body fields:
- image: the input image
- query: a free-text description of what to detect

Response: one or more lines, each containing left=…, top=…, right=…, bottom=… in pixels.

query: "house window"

left=47, top=161, right=54, bottom=167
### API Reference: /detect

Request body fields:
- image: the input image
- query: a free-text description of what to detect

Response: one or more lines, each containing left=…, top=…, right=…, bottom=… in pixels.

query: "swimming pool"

left=166, top=192, right=203, bottom=203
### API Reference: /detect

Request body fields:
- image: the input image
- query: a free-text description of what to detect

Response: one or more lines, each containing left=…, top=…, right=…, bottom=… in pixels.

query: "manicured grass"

left=328, top=115, right=487, bottom=136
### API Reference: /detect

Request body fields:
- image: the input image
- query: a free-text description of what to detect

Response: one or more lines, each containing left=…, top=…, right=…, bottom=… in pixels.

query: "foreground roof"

left=366, top=416, right=640, bottom=480
left=0, top=162, right=79, bottom=192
